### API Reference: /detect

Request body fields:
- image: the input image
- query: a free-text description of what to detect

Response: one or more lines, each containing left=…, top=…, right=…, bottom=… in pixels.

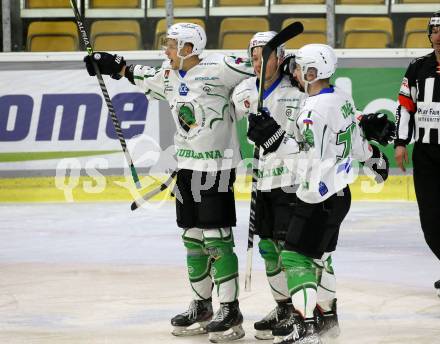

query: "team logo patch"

left=177, top=103, right=197, bottom=132
left=179, top=83, right=189, bottom=96
left=319, top=181, right=328, bottom=196
left=244, top=100, right=250, bottom=108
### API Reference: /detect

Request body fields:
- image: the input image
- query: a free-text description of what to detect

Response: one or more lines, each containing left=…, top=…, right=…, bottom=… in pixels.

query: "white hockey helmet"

left=248, top=31, right=285, bottom=60
left=295, top=44, right=337, bottom=82
left=166, top=22, right=207, bottom=57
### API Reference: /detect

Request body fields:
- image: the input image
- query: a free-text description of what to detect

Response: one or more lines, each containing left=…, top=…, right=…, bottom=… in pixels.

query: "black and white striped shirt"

left=395, top=52, right=440, bottom=146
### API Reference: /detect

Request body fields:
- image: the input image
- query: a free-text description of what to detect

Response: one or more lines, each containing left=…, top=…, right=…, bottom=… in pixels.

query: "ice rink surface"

left=0, top=200, right=439, bottom=344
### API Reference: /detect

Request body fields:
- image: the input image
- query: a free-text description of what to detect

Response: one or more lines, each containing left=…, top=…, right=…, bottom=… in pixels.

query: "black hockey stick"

left=70, top=0, right=141, bottom=189
left=130, top=170, right=179, bottom=210
left=245, top=21, right=304, bottom=292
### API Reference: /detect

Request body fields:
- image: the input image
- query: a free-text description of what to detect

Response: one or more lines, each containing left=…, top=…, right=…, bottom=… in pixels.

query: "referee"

left=395, top=10, right=440, bottom=294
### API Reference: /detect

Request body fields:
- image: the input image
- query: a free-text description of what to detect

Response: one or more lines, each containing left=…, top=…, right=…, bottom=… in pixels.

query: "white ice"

left=0, top=201, right=439, bottom=344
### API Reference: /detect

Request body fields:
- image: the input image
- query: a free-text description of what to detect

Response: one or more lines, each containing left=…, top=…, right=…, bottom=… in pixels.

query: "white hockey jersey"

left=133, top=53, right=254, bottom=172
left=294, top=86, right=372, bottom=203
left=232, top=74, right=304, bottom=190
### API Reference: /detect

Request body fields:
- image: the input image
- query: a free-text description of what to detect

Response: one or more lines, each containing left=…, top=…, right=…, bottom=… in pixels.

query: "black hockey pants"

left=413, top=142, right=440, bottom=260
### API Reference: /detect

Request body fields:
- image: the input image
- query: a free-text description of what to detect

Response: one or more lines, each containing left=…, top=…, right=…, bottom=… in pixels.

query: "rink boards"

left=0, top=50, right=428, bottom=202
left=0, top=174, right=415, bottom=202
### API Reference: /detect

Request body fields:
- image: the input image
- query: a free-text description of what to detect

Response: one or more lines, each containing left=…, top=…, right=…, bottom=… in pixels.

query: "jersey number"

left=336, top=122, right=356, bottom=160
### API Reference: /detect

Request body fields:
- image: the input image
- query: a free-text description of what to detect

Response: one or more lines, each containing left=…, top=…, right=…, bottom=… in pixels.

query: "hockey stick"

left=69, top=0, right=141, bottom=189
left=244, top=21, right=304, bottom=292
left=131, top=170, right=178, bottom=210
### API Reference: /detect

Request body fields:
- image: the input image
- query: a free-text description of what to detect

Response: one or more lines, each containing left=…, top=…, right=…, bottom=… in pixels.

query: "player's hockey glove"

left=363, top=144, right=389, bottom=183
left=359, top=112, right=395, bottom=146
left=247, top=108, right=285, bottom=155
left=83, top=52, right=126, bottom=80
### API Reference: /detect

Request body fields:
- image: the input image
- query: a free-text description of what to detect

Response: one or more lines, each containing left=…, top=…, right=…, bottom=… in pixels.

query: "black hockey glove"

left=363, top=145, right=389, bottom=183
left=359, top=112, right=395, bottom=146
left=280, top=54, right=299, bottom=88
left=247, top=108, right=285, bottom=155
left=83, top=52, right=125, bottom=80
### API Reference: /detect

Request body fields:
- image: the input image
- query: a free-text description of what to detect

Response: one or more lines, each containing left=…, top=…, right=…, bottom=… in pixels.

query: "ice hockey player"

left=394, top=10, right=440, bottom=297
left=231, top=31, right=305, bottom=340
left=83, top=22, right=254, bottom=343
left=245, top=43, right=391, bottom=344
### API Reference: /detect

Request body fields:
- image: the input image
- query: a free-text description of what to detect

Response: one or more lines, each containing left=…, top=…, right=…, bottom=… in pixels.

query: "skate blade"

left=171, top=321, right=209, bottom=337
left=254, top=329, right=274, bottom=340
left=208, top=324, right=245, bottom=343
left=274, top=334, right=322, bottom=344
left=299, top=333, right=322, bottom=344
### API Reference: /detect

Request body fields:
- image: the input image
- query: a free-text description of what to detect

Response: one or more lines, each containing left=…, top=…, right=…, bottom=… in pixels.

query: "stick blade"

left=263, top=21, right=304, bottom=58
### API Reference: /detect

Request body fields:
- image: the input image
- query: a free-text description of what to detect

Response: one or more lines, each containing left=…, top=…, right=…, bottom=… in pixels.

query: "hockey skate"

left=171, top=298, right=213, bottom=336
left=206, top=300, right=245, bottom=343
left=435, top=280, right=440, bottom=297
left=272, top=311, right=322, bottom=344
left=254, top=300, right=293, bottom=340
left=314, top=299, right=340, bottom=338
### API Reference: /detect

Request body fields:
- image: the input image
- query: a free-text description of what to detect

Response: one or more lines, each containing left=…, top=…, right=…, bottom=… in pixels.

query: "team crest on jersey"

left=179, top=83, right=189, bottom=96
left=177, top=102, right=197, bottom=132
left=244, top=100, right=250, bottom=108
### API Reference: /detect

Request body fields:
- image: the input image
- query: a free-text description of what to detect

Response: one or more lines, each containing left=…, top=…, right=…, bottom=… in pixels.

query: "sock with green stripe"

left=281, top=250, right=317, bottom=319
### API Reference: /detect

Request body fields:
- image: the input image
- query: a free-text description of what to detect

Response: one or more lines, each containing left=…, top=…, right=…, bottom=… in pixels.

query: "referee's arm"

left=394, top=65, right=417, bottom=172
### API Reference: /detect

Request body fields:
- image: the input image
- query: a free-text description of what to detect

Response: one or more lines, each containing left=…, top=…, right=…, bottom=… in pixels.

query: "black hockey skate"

left=272, top=311, right=322, bottom=344
left=206, top=300, right=245, bottom=343
left=171, top=298, right=213, bottom=336
left=254, top=300, right=293, bottom=340
left=434, top=280, right=440, bottom=297
left=314, top=299, right=340, bottom=338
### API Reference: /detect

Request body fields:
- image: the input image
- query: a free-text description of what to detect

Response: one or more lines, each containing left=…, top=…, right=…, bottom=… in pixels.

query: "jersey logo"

left=318, top=181, right=328, bottom=196
left=177, top=103, right=197, bottom=132
left=179, top=83, right=189, bottom=96
left=164, top=70, right=170, bottom=79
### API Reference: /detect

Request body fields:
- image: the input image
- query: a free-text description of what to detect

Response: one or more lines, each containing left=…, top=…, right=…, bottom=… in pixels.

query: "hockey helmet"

left=295, top=44, right=337, bottom=81
left=248, top=31, right=285, bottom=60
left=166, top=22, right=207, bottom=57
